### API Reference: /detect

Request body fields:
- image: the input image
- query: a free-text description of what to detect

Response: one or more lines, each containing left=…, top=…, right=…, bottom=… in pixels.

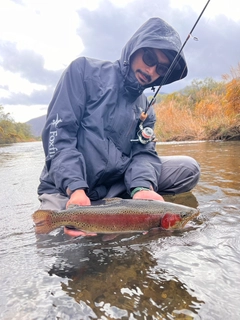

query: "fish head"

left=161, top=208, right=199, bottom=230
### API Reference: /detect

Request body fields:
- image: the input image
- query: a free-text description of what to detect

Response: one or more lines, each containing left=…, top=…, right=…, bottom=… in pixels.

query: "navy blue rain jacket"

left=38, top=17, right=187, bottom=200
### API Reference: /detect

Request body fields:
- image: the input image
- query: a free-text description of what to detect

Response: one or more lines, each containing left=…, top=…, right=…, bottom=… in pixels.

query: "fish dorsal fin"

left=103, top=197, right=123, bottom=205
left=67, top=204, right=84, bottom=209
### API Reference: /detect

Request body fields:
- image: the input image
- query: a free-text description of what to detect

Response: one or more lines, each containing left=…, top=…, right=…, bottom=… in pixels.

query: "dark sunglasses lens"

left=143, top=50, right=157, bottom=67
left=156, top=64, right=168, bottom=76
left=143, top=49, right=169, bottom=76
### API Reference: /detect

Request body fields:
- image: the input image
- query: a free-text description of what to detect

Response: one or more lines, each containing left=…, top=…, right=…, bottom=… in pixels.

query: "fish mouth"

left=180, top=210, right=200, bottom=224
left=180, top=209, right=199, bottom=218
left=34, top=220, right=45, bottom=227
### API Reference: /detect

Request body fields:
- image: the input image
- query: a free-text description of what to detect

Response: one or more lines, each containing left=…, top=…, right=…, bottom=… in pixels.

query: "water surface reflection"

left=38, top=232, right=204, bottom=319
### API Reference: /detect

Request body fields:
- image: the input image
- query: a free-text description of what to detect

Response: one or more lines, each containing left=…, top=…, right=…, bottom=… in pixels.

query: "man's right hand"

left=65, top=190, right=96, bottom=237
left=66, top=189, right=91, bottom=208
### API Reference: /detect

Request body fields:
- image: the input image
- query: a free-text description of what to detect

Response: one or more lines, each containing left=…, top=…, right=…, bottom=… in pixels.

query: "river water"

left=0, top=140, right=240, bottom=320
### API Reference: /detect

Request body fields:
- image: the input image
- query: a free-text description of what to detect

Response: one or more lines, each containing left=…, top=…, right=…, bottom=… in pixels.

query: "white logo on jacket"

left=48, top=114, right=62, bottom=157
left=51, top=114, right=62, bottom=128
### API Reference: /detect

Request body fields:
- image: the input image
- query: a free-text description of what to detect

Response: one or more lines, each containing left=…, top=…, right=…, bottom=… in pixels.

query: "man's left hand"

left=133, top=190, right=164, bottom=201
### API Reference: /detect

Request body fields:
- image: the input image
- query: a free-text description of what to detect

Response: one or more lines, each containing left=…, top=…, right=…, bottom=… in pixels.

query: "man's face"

left=130, top=48, right=170, bottom=86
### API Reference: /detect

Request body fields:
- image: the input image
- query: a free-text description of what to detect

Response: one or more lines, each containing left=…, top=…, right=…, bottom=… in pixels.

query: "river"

left=0, top=140, right=240, bottom=319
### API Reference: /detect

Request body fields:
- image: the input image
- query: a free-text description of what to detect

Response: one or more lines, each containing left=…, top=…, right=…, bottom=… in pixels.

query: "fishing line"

left=142, top=0, right=211, bottom=120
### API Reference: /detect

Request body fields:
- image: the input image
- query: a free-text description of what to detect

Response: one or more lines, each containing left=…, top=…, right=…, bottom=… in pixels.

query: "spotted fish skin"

left=32, top=198, right=199, bottom=234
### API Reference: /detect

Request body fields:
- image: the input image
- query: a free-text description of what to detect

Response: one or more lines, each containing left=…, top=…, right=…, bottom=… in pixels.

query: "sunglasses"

left=142, top=48, right=169, bottom=76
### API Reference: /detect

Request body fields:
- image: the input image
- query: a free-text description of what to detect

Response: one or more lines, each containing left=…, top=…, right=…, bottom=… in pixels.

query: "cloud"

left=0, top=84, right=9, bottom=90
left=0, top=39, right=62, bottom=106
left=1, top=0, right=240, bottom=113
left=184, top=14, right=240, bottom=80
left=0, top=40, right=62, bottom=86
left=1, top=87, right=53, bottom=106
left=77, top=0, right=240, bottom=88
left=10, top=0, right=24, bottom=4
left=77, top=0, right=174, bottom=61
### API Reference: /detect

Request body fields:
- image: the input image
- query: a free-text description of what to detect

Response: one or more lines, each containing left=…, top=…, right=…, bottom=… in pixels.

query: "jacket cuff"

left=129, top=181, right=154, bottom=194
left=130, top=187, right=150, bottom=198
left=65, top=181, right=89, bottom=196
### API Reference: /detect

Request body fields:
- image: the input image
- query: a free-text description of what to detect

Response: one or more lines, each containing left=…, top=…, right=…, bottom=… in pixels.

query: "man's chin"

left=136, top=71, right=151, bottom=84
left=138, top=78, right=152, bottom=87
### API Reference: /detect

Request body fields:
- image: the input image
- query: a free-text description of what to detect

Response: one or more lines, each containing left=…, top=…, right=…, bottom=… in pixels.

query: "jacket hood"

left=120, top=17, right=188, bottom=94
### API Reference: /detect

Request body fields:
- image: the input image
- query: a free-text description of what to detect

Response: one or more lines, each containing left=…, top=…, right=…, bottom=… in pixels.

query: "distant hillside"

left=26, top=115, right=46, bottom=137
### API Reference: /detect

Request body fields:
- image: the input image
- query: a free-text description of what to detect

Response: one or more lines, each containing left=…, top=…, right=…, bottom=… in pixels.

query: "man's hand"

left=64, top=227, right=97, bottom=237
left=133, top=190, right=164, bottom=201
left=65, top=189, right=96, bottom=237
left=66, top=189, right=91, bottom=208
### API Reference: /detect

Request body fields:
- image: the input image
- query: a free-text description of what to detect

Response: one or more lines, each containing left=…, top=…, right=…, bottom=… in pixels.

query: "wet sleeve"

left=124, top=108, right=162, bottom=193
left=41, top=58, right=89, bottom=195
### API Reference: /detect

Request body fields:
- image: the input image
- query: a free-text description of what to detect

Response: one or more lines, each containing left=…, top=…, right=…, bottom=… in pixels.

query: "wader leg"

left=105, top=180, right=127, bottom=198
left=38, top=193, right=68, bottom=210
left=157, top=156, right=200, bottom=195
left=104, top=156, right=200, bottom=198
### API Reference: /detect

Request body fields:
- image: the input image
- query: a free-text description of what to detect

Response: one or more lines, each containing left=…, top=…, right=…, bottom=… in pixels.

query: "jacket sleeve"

left=41, top=58, right=89, bottom=195
left=124, top=106, right=162, bottom=193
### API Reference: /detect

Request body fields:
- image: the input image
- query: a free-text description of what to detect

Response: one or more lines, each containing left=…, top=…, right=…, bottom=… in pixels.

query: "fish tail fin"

left=32, top=210, right=56, bottom=234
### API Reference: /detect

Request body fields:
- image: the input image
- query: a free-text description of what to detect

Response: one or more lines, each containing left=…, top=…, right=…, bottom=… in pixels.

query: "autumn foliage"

left=0, top=106, right=34, bottom=144
left=153, top=64, right=240, bottom=141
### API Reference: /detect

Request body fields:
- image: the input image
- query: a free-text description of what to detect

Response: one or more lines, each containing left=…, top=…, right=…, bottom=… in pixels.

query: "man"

left=38, top=17, right=200, bottom=236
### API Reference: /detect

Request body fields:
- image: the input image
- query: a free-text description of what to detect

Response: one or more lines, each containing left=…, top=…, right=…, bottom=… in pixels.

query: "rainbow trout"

left=32, top=198, right=199, bottom=234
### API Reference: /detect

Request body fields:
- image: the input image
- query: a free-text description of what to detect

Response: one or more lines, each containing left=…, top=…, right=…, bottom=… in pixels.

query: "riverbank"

left=154, top=75, right=240, bottom=142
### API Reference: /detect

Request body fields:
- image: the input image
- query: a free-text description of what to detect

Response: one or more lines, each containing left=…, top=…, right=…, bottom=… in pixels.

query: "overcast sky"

left=0, top=0, right=239, bottom=122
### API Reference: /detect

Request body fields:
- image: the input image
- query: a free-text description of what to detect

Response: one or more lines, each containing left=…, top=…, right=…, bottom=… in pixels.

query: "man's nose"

left=145, top=65, right=157, bottom=76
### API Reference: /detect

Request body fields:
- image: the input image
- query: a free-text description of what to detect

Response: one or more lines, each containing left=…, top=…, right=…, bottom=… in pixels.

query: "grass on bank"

left=153, top=64, right=240, bottom=141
